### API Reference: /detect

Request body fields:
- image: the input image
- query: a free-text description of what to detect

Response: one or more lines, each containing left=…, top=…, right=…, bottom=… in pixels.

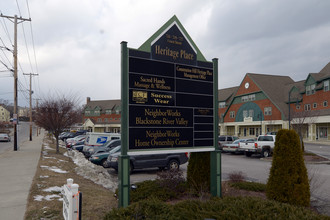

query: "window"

left=304, top=104, right=311, bottom=111
left=230, top=111, right=235, bottom=118
left=243, top=110, right=248, bottom=118
left=104, top=118, right=108, bottom=122
left=311, top=84, right=315, bottom=94
left=219, top=102, right=226, bottom=108
left=296, top=104, right=301, bottom=110
left=248, top=109, right=254, bottom=117
left=249, top=128, right=255, bottom=136
left=116, top=110, right=120, bottom=114
left=94, top=110, right=100, bottom=114
left=324, top=101, right=328, bottom=107
left=313, top=103, right=317, bottom=108
left=306, top=85, right=311, bottom=95
left=264, top=107, right=272, bottom=115
left=97, top=118, right=102, bottom=122
left=324, top=80, right=329, bottom=92
left=241, top=94, right=255, bottom=102
left=227, top=137, right=233, bottom=141
left=106, top=110, right=112, bottom=114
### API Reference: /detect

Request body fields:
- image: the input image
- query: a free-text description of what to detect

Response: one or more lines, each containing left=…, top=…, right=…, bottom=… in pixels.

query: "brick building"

left=219, top=62, right=330, bottom=141
left=82, top=97, right=121, bottom=133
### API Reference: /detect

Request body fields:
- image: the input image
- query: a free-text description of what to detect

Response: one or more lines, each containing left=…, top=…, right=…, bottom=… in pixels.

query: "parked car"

left=65, top=135, right=86, bottom=148
left=107, top=146, right=189, bottom=173
left=218, top=135, right=238, bottom=150
left=240, top=135, right=276, bottom=157
left=61, top=130, right=88, bottom=141
left=222, top=138, right=255, bottom=154
left=83, top=139, right=121, bottom=158
left=0, top=133, right=10, bottom=142
left=72, top=144, right=84, bottom=152
left=89, top=144, right=121, bottom=168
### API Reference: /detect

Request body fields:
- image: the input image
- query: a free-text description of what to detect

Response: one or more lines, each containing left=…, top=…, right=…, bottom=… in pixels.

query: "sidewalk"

left=0, top=131, right=44, bottom=220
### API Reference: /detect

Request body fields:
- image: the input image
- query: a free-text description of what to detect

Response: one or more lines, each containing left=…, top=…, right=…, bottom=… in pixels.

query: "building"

left=219, top=62, right=330, bottom=141
left=0, top=105, right=10, bottom=122
left=82, top=97, right=121, bottom=133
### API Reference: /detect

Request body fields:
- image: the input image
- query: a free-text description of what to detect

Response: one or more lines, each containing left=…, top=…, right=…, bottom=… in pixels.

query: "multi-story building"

left=0, top=105, right=10, bottom=122
left=219, top=62, right=330, bottom=141
left=82, top=97, right=121, bottom=133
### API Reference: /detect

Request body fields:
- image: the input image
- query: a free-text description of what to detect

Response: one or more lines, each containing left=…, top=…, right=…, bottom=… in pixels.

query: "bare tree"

left=290, top=110, right=317, bottom=151
left=34, top=95, right=81, bottom=153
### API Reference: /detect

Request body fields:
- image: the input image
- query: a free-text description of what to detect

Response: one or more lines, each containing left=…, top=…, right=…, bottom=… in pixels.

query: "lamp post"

left=288, top=88, right=293, bottom=129
left=258, top=113, right=263, bottom=135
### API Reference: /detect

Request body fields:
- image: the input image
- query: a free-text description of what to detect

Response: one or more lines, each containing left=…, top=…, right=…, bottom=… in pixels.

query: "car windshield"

left=109, top=145, right=121, bottom=154
left=232, top=140, right=241, bottom=144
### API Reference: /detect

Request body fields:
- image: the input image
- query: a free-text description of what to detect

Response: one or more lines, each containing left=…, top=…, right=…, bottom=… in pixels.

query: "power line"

left=25, top=0, right=39, bottom=75
left=0, top=11, right=13, bottom=46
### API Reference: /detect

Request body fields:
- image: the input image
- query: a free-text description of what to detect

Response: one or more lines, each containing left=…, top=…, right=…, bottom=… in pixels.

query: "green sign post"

left=119, top=15, right=221, bottom=208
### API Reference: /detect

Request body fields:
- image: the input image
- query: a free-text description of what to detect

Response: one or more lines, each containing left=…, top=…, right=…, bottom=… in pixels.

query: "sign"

left=127, top=18, right=215, bottom=154
left=62, top=179, right=81, bottom=220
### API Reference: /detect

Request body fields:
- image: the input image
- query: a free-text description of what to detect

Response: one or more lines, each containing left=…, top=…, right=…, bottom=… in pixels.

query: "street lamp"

left=258, top=113, right=263, bottom=135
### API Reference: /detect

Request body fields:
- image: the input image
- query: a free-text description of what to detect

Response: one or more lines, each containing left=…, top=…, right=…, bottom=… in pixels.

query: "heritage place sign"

left=119, top=15, right=221, bottom=207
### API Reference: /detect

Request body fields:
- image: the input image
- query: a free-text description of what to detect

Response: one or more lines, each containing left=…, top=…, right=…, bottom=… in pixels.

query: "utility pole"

left=35, top=98, right=41, bottom=136
left=23, top=73, right=38, bottom=141
left=1, top=14, right=31, bottom=151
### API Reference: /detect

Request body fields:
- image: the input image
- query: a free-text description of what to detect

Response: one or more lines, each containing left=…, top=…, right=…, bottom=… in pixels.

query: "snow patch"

left=43, top=186, right=62, bottom=193
left=34, top=194, right=61, bottom=201
left=40, top=175, right=49, bottom=178
left=67, top=150, right=118, bottom=192
left=43, top=156, right=57, bottom=160
left=44, top=145, right=53, bottom=151
left=40, top=165, right=68, bottom=174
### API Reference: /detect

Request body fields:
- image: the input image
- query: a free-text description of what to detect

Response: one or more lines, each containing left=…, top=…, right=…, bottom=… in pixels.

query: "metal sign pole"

left=118, top=41, right=130, bottom=208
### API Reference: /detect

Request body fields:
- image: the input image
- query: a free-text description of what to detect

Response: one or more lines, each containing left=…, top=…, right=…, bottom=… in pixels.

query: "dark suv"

left=107, top=147, right=189, bottom=172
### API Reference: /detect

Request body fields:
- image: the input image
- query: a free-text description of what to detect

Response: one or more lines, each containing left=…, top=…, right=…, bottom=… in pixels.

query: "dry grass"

left=24, top=137, right=117, bottom=220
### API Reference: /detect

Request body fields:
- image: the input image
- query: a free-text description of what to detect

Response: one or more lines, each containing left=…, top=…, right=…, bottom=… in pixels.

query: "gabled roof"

left=218, top=86, right=239, bottom=102
left=138, top=15, right=207, bottom=62
left=85, top=99, right=121, bottom=113
left=247, top=73, right=294, bottom=119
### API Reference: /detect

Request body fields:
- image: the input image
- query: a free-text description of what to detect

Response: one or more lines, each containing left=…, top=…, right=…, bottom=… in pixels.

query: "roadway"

left=0, top=122, right=37, bottom=154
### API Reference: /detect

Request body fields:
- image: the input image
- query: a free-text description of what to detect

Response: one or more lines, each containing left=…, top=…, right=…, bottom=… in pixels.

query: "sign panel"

left=127, top=21, right=214, bottom=153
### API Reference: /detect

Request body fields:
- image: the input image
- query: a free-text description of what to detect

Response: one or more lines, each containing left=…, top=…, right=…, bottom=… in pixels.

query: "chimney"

left=87, top=97, right=91, bottom=104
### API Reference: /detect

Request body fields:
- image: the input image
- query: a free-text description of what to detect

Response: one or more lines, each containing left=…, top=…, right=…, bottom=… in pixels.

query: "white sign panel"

left=62, top=179, right=80, bottom=220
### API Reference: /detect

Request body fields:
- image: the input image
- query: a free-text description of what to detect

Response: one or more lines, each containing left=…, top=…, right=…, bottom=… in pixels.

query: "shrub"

left=266, top=129, right=310, bottom=206
left=104, top=196, right=328, bottom=219
left=230, top=181, right=267, bottom=192
left=186, top=152, right=210, bottom=192
left=156, top=169, right=186, bottom=193
left=228, top=171, right=246, bottom=182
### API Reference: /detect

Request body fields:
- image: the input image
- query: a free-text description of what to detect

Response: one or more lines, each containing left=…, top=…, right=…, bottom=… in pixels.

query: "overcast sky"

left=1, top=0, right=330, bottom=107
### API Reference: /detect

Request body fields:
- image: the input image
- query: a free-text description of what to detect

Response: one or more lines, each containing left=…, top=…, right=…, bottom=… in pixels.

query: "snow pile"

left=67, top=150, right=118, bottom=192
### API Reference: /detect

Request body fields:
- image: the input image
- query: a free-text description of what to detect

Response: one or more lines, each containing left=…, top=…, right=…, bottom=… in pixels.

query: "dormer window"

left=306, top=84, right=315, bottom=95
left=324, top=80, right=329, bottom=92
left=219, top=102, right=226, bottom=108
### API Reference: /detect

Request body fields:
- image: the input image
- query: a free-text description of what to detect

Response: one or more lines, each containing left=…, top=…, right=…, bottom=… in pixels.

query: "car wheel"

left=101, top=159, right=109, bottom=168
left=245, top=152, right=252, bottom=157
left=261, top=149, right=270, bottom=158
left=167, top=159, right=179, bottom=170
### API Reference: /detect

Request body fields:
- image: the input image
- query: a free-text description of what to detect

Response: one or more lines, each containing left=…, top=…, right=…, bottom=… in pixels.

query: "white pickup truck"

left=239, top=135, right=276, bottom=158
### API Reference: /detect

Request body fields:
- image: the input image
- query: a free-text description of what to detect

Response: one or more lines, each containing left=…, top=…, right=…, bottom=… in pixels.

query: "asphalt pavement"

left=0, top=130, right=44, bottom=220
